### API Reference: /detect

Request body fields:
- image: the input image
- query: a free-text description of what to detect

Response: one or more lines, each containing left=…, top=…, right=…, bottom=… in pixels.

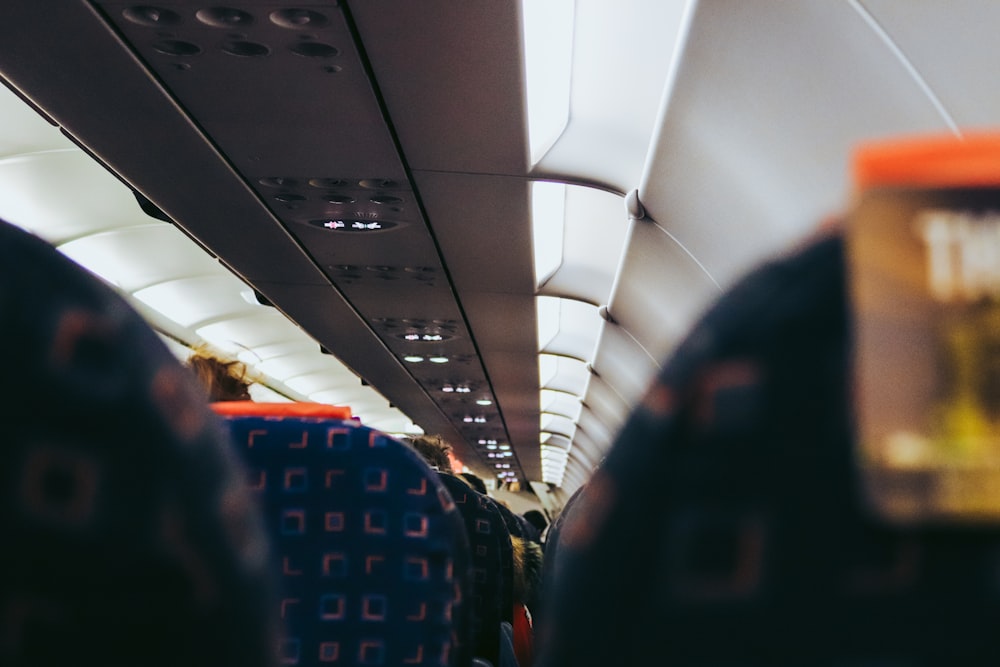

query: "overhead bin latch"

left=625, top=188, right=646, bottom=222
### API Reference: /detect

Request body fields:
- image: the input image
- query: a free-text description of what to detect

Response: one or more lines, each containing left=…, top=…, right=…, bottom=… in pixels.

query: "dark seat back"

left=437, top=473, right=514, bottom=666
left=0, top=219, right=278, bottom=667
left=539, top=234, right=1000, bottom=666
left=222, top=411, right=473, bottom=666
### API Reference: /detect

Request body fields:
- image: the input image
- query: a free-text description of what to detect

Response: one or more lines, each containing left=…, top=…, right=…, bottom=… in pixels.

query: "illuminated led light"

left=423, top=334, right=443, bottom=341
left=463, top=416, right=474, bottom=423
left=476, top=398, right=492, bottom=406
left=404, top=333, right=420, bottom=341
left=503, top=452, right=513, bottom=457
left=308, top=218, right=398, bottom=232
left=403, top=355, right=424, bottom=363
left=473, top=416, right=487, bottom=424
left=428, top=356, right=449, bottom=364
left=502, top=464, right=510, bottom=469
left=442, top=384, right=454, bottom=392
left=456, top=386, right=471, bottom=393
left=498, top=444, right=511, bottom=450
left=488, top=453, right=497, bottom=458
left=495, top=464, right=503, bottom=469
left=486, top=444, right=498, bottom=450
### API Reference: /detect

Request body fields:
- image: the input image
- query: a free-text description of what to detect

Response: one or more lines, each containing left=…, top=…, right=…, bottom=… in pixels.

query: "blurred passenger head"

left=461, top=471, right=488, bottom=495
left=0, top=218, right=278, bottom=667
left=406, top=434, right=454, bottom=472
left=523, top=509, right=548, bottom=533
left=187, top=348, right=252, bottom=401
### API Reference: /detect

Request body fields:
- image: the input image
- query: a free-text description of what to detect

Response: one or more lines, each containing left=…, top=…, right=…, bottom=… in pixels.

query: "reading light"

left=442, top=384, right=455, bottom=392
left=404, top=355, right=424, bottom=363
left=486, top=444, right=498, bottom=450
left=499, top=444, right=511, bottom=450
left=428, top=356, right=449, bottom=364
left=476, top=398, right=492, bottom=405
left=474, top=416, right=487, bottom=424
left=456, top=385, right=471, bottom=393
left=463, top=416, right=474, bottom=423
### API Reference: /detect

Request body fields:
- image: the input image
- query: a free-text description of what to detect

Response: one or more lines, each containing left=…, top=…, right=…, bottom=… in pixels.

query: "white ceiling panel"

left=533, top=0, right=691, bottom=192
left=608, top=216, right=720, bottom=364
left=58, top=225, right=222, bottom=292
left=861, top=0, right=1000, bottom=128
left=640, top=0, right=955, bottom=293
left=589, top=321, right=660, bottom=408
left=536, top=185, right=630, bottom=305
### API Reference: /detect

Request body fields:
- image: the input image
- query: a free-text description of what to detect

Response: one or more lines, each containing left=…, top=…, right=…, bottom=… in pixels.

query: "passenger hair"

left=511, top=535, right=543, bottom=605
left=186, top=348, right=252, bottom=402
left=407, top=434, right=454, bottom=473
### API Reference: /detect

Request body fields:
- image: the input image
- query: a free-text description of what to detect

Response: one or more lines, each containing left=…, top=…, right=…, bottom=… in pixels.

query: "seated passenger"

left=187, top=347, right=252, bottom=401
left=0, top=218, right=278, bottom=667
left=537, top=215, right=1000, bottom=663
left=407, top=435, right=524, bottom=665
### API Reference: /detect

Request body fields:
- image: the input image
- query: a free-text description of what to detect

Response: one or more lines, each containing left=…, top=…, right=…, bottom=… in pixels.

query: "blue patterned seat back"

left=538, top=233, right=1000, bottom=666
left=222, top=415, right=473, bottom=666
left=436, top=474, right=513, bottom=666
left=0, top=219, right=279, bottom=667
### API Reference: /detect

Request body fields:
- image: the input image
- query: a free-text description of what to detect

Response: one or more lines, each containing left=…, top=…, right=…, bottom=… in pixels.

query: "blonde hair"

left=186, top=350, right=252, bottom=402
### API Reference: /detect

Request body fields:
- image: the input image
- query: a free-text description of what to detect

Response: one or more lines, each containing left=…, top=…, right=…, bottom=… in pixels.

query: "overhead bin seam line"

left=850, top=0, right=961, bottom=137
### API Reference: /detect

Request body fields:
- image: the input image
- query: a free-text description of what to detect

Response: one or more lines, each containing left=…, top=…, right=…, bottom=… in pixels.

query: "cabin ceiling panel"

left=541, top=390, right=583, bottom=423
left=567, top=429, right=603, bottom=470
left=582, top=374, right=631, bottom=442
left=861, top=0, right=1000, bottom=128
left=590, top=321, right=659, bottom=409
left=576, top=409, right=615, bottom=457
left=57, top=225, right=224, bottom=292
left=608, top=217, right=720, bottom=364
left=412, top=171, right=535, bottom=294
left=0, top=84, right=62, bottom=155
left=538, top=297, right=601, bottom=362
left=536, top=185, right=629, bottom=306
left=541, top=355, right=590, bottom=398
left=532, top=0, right=689, bottom=192
left=350, top=0, right=530, bottom=175
left=99, top=1, right=403, bottom=179
left=411, top=171, right=539, bottom=473
left=0, top=151, right=151, bottom=241
left=292, top=227, right=443, bottom=278
left=560, top=462, right=589, bottom=495
left=640, top=0, right=953, bottom=292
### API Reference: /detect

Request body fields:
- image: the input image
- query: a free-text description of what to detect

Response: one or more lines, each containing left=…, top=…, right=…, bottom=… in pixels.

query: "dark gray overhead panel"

left=0, top=0, right=537, bottom=482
